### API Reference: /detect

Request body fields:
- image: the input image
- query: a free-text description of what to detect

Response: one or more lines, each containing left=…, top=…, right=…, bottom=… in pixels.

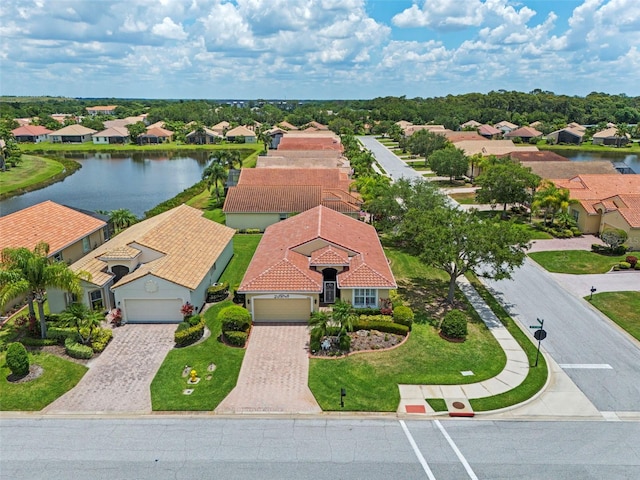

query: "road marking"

left=399, top=420, right=437, bottom=480
left=434, top=420, right=479, bottom=480
left=559, top=364, right=613, bottom=369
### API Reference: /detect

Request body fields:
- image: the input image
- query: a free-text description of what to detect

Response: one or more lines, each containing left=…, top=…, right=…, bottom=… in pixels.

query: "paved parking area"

left=215, top=323, right=321, bottom=414
left=44, top=324, right=175, bottom=414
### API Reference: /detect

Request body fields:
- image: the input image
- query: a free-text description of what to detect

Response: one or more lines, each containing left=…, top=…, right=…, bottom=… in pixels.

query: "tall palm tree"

left=110, top=208, right=138, bottom=233
left=202, top=160, right=228, bottom=202
left=0, top=242, right=88, bottom=338
left=532, top=181, right=572, bottom=226
left=614, top=123, right=630, bottom=148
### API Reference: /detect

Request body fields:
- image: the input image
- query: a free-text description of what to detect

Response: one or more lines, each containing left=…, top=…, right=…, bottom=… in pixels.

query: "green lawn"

left=540, top=142, right=640, bottom=153
left=218, top=234, right=261, bottom=291
left=0, top=351, right=87, bottom=410
left=0, top=155, right=64, bottom=196
left=448, top=192, right=477, bottom=205
left=589, top=292, right=640, bottom=342
left=19, top=141, right=263, bottom=154
left=529, top=250, right=626, bottom=274
left=150, top=301, right=246, bottom=411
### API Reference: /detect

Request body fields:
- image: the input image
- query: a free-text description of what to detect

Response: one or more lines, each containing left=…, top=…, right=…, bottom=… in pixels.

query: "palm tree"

left=59, top=302, right=103, bottom=345
left=615, top=123, right=630, bottom=148
left=0, top=242, right=88, bottom=338
left=331, top=299, right=356, bottom=342
left=110, top=208, right=138, bottom=233
left=202, top=160, right=228, bottom=202
left=532, top=181, right=572, bottom=226
left=308, top=311, right=330, bottom=343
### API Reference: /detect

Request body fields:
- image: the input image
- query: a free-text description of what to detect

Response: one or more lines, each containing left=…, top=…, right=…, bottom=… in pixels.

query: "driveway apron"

left=215, top=323, right=321, bottom=414
left=44, top=324, right=175, bottom=414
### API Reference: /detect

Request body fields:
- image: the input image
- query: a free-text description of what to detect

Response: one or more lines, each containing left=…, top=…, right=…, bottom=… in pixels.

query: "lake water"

left=552, top=150, right=640, bottom=174
left=0, top=151, right=209, bottom=217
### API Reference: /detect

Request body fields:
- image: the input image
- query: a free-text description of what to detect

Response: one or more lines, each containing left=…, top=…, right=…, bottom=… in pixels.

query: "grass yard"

left=150, top=301, right=245, bottom=411
left=589, top=292, right=640, bottom=342
left=448, top=192, right=477, bottom=205
left=0, top=155, right=64, bottom=197
left=218, top=234, right=261, bottom=291
left=0, top=351, right=87, bottom=411
left=19, top=142, right=262, bottom=154
left=529, top=250, right=626, bottom=274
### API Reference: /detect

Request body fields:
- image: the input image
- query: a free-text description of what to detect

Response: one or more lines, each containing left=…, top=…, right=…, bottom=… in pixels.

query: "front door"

left=324, top=281, right=336, bottom=304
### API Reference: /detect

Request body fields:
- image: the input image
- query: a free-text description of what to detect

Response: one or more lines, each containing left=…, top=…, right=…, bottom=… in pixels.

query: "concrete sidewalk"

left=397, top=278, right=529, bottom=416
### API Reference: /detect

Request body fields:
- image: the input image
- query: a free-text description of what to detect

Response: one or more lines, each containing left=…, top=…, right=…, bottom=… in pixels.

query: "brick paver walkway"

left=215, top=323, right=321, bottom=414
left=44, top=324, right=175, bottom=414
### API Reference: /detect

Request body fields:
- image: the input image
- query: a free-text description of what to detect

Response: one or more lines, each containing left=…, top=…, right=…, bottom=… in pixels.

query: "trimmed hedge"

left=353, top=307, right=381, bottom=316
left=393, top=305, right=414, bottom=329
left=218, top=305, right=252, bottom=332
left=358, top=314, right=393, bottom=323
left=352, top=319, right=409, bottom=336
left=6, top=342, right=30, bottom=376
left=47, top=326, right=78, bottom=343
left=187, top=314, right=202, bottom=327
left=64, top=337, right=94, bottom=359
left=223, top=330, right=248, bottom=347
left=174, top=319, right=205, bottom=347
left=440, top=310, right=468, bottom=340
left=89, top=328, right=113, bottom=353
left=206, top=282, right=229, bottom=303
left=20, top=337, right=58, bottom=347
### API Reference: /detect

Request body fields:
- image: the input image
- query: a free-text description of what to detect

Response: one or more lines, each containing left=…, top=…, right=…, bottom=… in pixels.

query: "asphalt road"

left=484, top=259, right=640, bottom=412
left=358, top=136, right=424, bottom=182
left=2, top=417, right=639, bottom=479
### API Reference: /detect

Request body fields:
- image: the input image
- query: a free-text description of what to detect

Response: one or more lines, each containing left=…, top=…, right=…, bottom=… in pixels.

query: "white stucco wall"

left=113, top=275, right=190, bottom=322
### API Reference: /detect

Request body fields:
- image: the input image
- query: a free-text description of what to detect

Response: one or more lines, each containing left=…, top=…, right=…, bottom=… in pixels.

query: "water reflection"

left=0, top=152, right=209, bottom=217
left=552, top=150, right=639, bottom=174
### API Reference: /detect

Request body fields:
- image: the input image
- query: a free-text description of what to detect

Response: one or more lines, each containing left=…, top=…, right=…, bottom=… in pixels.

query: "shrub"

left=224, top=330, right=248, bottom=347
left=358, top=314, right=392, bottom=323
left=176, top=321, right=191, bottom=332
left=219, top=305, right=252, bottom=332
left=89, top=328, right=113, bottom=353
left=232, top=290, right=246, bottom=305
left=174, top=319, right=205, bottom=347
left=619, top=262, right=631, bottom=270
left=309, top=336, right=321, bottom=353
left=353, top=307, right=381, bottom=316
left=612, top=245, right=628, bottom=255
left=352, top=319, right=409, bottom=336
left=20, top=337, right=57, bottom=347
left=6, top=342, right=30, bottom=376
left=339, top=334, right=351, bottom=351
left=440, top=310, right=468, bottom=340
left=626, top=256, right=638, bottom=267
left=591, top=244, right=605, bottom=253
left=393, top=306, right=414, bottom=329
left=64, top=337, right=94, bottom=359
left=187, top=314, right=202, bottom=327
left=206, top=282, right=229, bottom=303
left=47, top=326, right=78, bottom=343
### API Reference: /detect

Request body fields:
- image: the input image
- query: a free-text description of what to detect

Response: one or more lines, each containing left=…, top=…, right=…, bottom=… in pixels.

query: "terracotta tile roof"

left=522, top=161, right=617, bottom=180
left=277, top=121, right=298, bottom=130
left=238, top=168, right=351, bottom=191
left=225, top=125, right=256, bottom=137
left=87, top=105, right=117, bottom=111
left=70, top=205, right=235, bottom=290
left=455, top=140, right=538, bottom=156
left=551, top=174, right=640, bottom=200
left=495, top=121, right=518, bottom=129
left=93, top=127, right=130, bottom=137
left=11, top=125, right=52, bottom=136
left=223, top=185, right=323, bottom=213
left=504, top=126, right=543, bottom=138
left=0, top=201, right=106, bottom=255
left=593, top=127, right=629, bottom=139
left=239, top=206, right=396, bottom=293
left=505, top=151, right=568, bottom=162
left=478, top=124, right=501, bottom=136
left=98, top=245, right=141, bottom=260
left=142, top=127, right=173, bottom=137
left=460, top=120, right=481, bottom=128
left=51, top=125, right=97, bottom=136
left=277, top=137, right=343, bottom=151
left=614, top=195, right=640, bottom=227
left=444, top=131, right=485, bottom=143
left=310, top=245, right=350, bottom=266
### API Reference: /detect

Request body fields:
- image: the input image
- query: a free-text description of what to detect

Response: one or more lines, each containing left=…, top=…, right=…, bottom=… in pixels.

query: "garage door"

left=253, top=298, right=311, bottom=322
left=124, top=299, right=183, bottom=323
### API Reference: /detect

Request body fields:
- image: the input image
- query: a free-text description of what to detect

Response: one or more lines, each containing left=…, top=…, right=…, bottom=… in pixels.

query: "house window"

left=353, top=288, right=377, bottom=308
left=571, top=209, right=579, bottom=222
left=103, top=226, right=111, bottom=241
left=279, top=213, right=288, bottom=221
left=89, top=290, right=104, bottom=311
left=65, top=292, right=78, bottom=307
left=52, top=252, right=63, bottom=262
left=82, top=236, right=91, bottom=253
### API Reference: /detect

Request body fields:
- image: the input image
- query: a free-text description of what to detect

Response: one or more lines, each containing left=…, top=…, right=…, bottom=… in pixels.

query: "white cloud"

left=151, top=17, right=188, bottom=40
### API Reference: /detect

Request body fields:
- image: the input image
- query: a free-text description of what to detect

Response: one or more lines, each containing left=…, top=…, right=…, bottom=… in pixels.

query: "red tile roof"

left=238, top=168, right=351, bottom=191
left=0, top=201, right=106, bottom=255
left=223, top=185, right=323, bottom=213
left=478, top=124, right=501, bottom=136
left=277, top=137, right=343, bottom=151
left=504, top=126, right=543, bottom=138
left=11, top=125, right=53, bottom=136
left=310, top=245, right=350, bottom=266
left=239, top=206, right=396, bottom=293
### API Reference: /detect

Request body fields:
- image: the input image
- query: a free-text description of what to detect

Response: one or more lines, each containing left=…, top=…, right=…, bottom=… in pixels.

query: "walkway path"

left=44, top=324, right=175, bottom=414
left=215, top=323, right=321, bottom=414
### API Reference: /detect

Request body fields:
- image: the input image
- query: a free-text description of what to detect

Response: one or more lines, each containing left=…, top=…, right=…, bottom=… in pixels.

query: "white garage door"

left=253, top=298, right=311, bottom=322
left=124, top=299, right=183, bottom=323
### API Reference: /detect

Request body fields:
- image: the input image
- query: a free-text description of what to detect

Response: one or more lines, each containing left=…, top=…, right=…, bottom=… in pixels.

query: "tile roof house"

left=478, top=124, right=502, bottom=139
left=239, top=205, right=396, bottom=322
left=546, top=125, right=585, bottom=145
left=592, top=127, right=630, bottom=146
left=0, top=200, right=109, bottom=265
left=86, top=106, right=117, bottom=115
left=277, top=121, right=298, bottom=130
left=504, top=126, right=543, bottom=142
left=138, top=127, right=173, bottom=144
left=223, top=168, right=360, bottom=231
left=92, top=126, right=130, bottom=144
left=211, top=121, right=230, bottom=135
left=258, top=153, right=351, bottom=173
left=186, top=127, right=220, bottom=145
left=47, top=205, right=236, bottom=323
left=11, top=125, right=53, bottom=143
left=460, top=120, right=481, bottom=129
left=49, top=125, right=97, bottom=143
left=494, top=121, right=519, bottom=134
left=550, top=175, right=640, bottom=249
left=225, top=125, right=257, bottom=143
left=276, top=136, right=343, bottom=151
left=454, top=140, right=539, bottom=157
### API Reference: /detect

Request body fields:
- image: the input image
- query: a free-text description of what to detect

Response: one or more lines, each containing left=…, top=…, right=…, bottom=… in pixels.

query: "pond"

left=0, top=151, right=210, bottom=217
left=552, top=150, right=640, bottom=174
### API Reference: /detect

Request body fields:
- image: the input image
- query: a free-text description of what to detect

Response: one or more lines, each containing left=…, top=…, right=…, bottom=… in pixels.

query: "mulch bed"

left=6, top=364, right=43, bottom=383
left=311, top=329, right=405, bottom=357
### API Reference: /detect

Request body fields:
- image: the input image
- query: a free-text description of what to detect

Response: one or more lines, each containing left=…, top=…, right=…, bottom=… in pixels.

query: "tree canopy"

left=475, top=160, right=541, bottom=213
left=428, top=146, right=468, bottom=182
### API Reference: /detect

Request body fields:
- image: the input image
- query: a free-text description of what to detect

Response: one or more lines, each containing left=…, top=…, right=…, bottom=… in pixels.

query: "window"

left=89, top=290, right=104, bottom=311
left=279, top=213, right=288, bottom=221
left=353, top=288, right=377, bottom=308
left=52, top=252, right=63, bottom=262
left=82, top=236, right=91, bottom=253
left=103, top=226, right=111, bottom=241
left=571, top=209, right=579, bottom=222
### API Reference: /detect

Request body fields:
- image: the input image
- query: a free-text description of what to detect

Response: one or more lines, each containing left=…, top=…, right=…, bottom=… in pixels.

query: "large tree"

left=405, top=130, right=449, bottom=166
left=126, top=121, right=147, bottom=142
left=202, top=159, right=228, bottom=202
left=532, top=180, right=572, bottom=225
left=0, top=243, right=88, bottom=338
left=475, top=161, right=540, bottom=214
left=428, top=146, right=468, bottom=182
left=399, top=207, right=531, bottom=304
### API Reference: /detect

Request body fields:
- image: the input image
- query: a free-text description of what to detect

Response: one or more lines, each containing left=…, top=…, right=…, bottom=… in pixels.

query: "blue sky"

left=1, top=0, right=638, bottom=99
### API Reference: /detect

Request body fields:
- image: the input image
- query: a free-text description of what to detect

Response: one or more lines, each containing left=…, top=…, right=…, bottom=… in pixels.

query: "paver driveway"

left=44, top=324, right=175, bottom=414
left=215, top=323, right=321, bottom=414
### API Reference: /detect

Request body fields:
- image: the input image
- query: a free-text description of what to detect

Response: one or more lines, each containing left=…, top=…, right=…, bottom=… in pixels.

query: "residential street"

left=2, top=417, right=639, bottom=479
left=484, top=258, right=640, bottom=412
left=358, top=136, right=424, bottom=182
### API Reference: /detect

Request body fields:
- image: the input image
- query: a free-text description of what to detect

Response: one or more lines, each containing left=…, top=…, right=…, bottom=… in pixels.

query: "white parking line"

left=434, top=420, right=479, bottom=480
left=559, top=364, right=613, bottom=369
left=399, top=420, right=437, bottom=480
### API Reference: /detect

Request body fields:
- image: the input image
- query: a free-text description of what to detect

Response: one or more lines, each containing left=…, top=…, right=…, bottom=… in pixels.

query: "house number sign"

left=273, top=294, right=290, bottom=299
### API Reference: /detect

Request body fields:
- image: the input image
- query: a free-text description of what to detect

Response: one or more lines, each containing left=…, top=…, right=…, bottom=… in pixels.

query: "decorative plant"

left=181, top=302, right=195, bottom=319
